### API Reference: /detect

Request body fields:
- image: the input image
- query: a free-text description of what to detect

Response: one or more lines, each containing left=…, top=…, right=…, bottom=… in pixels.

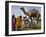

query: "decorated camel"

left=20, top=7, right=41, bottom=25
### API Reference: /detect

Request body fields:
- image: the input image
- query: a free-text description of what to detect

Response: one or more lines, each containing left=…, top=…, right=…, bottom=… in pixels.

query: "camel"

left=20, top=7, right=41, bottom=25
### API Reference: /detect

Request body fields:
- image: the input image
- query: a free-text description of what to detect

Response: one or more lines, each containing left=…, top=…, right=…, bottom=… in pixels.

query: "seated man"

left=16, top=16, right=22, bottom=31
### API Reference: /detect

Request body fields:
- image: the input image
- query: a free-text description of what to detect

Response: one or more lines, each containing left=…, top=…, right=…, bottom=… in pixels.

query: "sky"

left=11, top=5, right=41, bottom=17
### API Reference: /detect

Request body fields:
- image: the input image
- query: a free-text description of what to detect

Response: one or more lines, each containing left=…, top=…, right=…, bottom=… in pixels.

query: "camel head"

left=20, top=7, right=24, bottom=10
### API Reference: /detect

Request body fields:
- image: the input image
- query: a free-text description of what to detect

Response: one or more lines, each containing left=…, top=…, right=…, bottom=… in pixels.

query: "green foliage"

left=33, top=22, right=41, bottom=29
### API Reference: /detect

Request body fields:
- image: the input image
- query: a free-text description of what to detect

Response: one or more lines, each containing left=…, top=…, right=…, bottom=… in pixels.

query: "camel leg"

left=29, top=17, right=33, bottom=28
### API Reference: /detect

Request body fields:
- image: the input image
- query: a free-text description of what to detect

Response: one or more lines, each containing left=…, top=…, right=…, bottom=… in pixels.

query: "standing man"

left=12, top=15, right=16, bottom=31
